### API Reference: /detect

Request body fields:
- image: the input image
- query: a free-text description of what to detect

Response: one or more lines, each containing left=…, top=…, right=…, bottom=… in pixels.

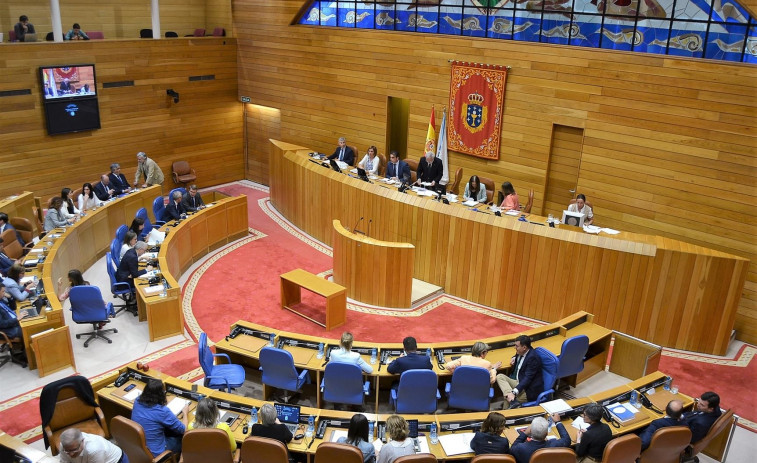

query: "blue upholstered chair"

left=169, top=187, right=187, bottom=201
left=521, top=346, right=560, bottom=407
left=106, top=252, right=137, bottom=316
left=110, top=238, right=122, bottom=268
left=198, top=332, right=245, bottom=392
left=556, top=334, right=590, bottom=389
left=321, top=362, right=370, bottom=407
left=390, top=369, right=440, bottom=414
left=135, top=208, right=153, bottom=239
left=70, top=286, right=116, bottom=347
left=115, top=224, right=128, bottom=243
left=152, top=196, right=166, bottom=226
left=445, top=366, right=494, bottom=411
left=259, top=347, right=310, bottom=403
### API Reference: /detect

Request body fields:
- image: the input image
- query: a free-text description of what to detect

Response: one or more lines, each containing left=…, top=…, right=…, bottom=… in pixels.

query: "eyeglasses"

left=62, top=439, right=83, bottom=455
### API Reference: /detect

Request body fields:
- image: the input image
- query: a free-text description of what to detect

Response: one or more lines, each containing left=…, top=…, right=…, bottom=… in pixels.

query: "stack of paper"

left=600, top=228, right=620, bottom=235
left=462, top=200, right=478, bottom=207
left=438, top=433, right=474, bottom=456
left=167, top=397, right=189, bottom=416
left=583, top=225, right=601, bottom=234
left=540, top=399, right=573, bottom=415
left=608, top=402, right=638, bottom=422
left=147, top=229, right=166, bottom=245
left=505, top=210, right=520, bottom=216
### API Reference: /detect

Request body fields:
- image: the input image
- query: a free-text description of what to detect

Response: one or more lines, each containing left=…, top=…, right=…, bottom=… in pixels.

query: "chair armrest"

left=444, top=383, right=451, bottom=395
left=489, top=387, right=494, bottom=399
left=213, top=352, right=233, bottom=364
left=390, top=388, right=398, bottom=401
left=320, top=377, right=324, bottom=392
left=105, top=302, right=115, bottom=318
left=155, top=449, right=177, bottom=462
left=206, top=375, right=230, bottom=391
left=172, top=172, right=180, bottom=183
left=363, top=381, right=370, bottom=395
left=95, top=406, right=110, bottom=437
left=436, top=389, right=441, bottom=400
left=155, top=220, right=166, bottom=226
left=112, top=281, right=132, bottom=293
left=43, top=425, right=54, bottom=449
left=297, top=369, right=310, bottom=387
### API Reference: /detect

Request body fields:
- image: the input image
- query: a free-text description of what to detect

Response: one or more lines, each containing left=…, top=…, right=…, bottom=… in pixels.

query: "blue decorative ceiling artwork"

left=297, top=0, right=757, bottom=63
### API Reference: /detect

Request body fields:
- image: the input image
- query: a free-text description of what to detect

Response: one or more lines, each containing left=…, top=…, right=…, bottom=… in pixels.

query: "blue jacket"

left=510, top=422, right=571, bottom=463
left=684, top=409, right=721, bottom=443
left=131, top=400, right=185, bottom=457
left=639, top=417, right=683, bottom=450
left=513, top=349, right=544, bottom=402
left=0, top=252, right=14, bottom=275
left=387, top=352, right=433, bottom=375
left=385, top=160, right=411, bottom=183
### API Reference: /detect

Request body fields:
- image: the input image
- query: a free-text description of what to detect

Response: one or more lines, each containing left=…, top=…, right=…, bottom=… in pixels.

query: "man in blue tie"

left=0, top=282, right=27, bottom=367
left=385, top=150, right=411, bottom=184
left=327, top=137, right=355, bottom=166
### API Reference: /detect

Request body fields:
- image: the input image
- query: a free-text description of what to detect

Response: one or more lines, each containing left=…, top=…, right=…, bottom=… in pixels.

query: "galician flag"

left=437, top=107, right=449, bottom=185
left=424, top=106, right=436, bottom=155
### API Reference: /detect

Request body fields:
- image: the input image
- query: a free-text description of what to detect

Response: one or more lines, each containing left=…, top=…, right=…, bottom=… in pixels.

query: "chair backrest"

left=479, top=176, right=495, bottom=204
left=471, top=455, right=516, bottom=463
left=111, top=416, right=154, bottom=463
left=241, top=436, right=289, bottom=463
left=135, top=208, right=153, bottom=236
left=639, top=426, right=692, bottom=463
left=212, top=27, right=226, bottom=37
left=530, top=447, right=576, bottom=462
left=259, top=347, right=300, bottom=390
left=182, top=428, right=234, bottom=463
left=198, top=332, right=215, bottom=376
left=106, top=252, right=117, bottom=284
left=9, top=30, right=18, bottom=42
left=557, top=335, right=589, bottom=379
left=396, top=369, right=438, bottom=414
left=70, top=286, right=108, bottom=323
left=523, top=189, right=534, bottom=213
left=41, top=377, right=105, bottom=455
left=377, top=153, right=387, bottom=176
left=314, top=442, right=364, bottom=463
left=31, top=207, right=45, bottom=234
left=534, top=346, right=560, bottom=394
left=88, top=31, right=104, bottom=39
left=169, top=188, right=187, bottom=201
left=323, top=362, right=366, bottom=406
left=173, top=160, right=192, bottom=176
left=46, top=31, right=55, bottom=41
left=451, top=167, right=463, bottom=194
left=602, top=433, right=641, bottom=463
left=405, top=158, right=419, bottom=184
left=140, top=29, right=153, bottom=38
left=690, top=409, right=733, bottom=456
left=115, top=224, right=128, bottom=242
left=193, top=28, right=206, bottom=37
left=110, top=238, right=122, bottom=268
left=152, top=196, right=166, bottom=223
left=165, top=31, right=179, bottom=38
left=10, top=217, right=34, bottom=244
left=395, top=455, right=437, bottom=462
left=0, top=229, right=23, bottom=259
left=448, top=365, right=491, bottom=411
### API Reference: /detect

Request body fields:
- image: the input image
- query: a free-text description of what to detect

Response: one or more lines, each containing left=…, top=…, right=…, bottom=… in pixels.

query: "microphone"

left=352, top=216, right=364, bottom=233
left=367, top=219, right=372, bottom=238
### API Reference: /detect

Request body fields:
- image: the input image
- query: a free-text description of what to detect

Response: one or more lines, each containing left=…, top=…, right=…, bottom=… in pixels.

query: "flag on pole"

left=424, top=106, right=436, bottom=155
left=437, top=107, right=449, bottom=185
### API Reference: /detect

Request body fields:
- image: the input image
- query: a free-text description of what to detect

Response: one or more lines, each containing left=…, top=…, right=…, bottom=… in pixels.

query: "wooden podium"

left=332, top=220, right=415, bottom=308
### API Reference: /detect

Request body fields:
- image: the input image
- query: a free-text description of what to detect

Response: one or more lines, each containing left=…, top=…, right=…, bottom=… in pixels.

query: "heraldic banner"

left=447, top=61, right=508, bottom=160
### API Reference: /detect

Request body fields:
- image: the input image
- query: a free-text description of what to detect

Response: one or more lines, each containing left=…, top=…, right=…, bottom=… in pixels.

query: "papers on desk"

left=413, top=188, right=436, bottom=197
left=608, top=402, right=639, bottom=422
left=20, top=276, right=38, bottom=286
left=540, top=399, right=573, bottom=415
left=438, top=432, right=474, bottom=456
left=146, top=229, right=165, bottom=245
left=336, top=160, right=349, bottom=170
left=583, top=225, right=601, bottom=234
left=123, top=388, right=142, bottom=402
left=490, top=206, right=501, bottom=213
left=445, top=194, right=458, bottom=203
left=330, top=430, right=348, bottom=442
left=141, top=252, right=158, bottom=260
left=143, top=285, right=164, bottom=296
left=505, top=210, right=520, bottom=216
left=572, top=416, right=590, bottom=431
left=167, top=397, right=189, bottom=416
left=23, top=259, right=39, bottom=266
left=601, top=228, right=620, bottom=235
left=462, top=199, right=479, bottom=207
left=29, top=248, right=44, bottom=254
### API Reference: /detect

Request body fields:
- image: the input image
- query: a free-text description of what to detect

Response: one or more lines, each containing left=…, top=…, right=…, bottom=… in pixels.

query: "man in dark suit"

left=93, top=175, right=115, bottom=202
left=116, top=241, right=152, bottom=289
left=162, top=191, right=187, bottom=222
left=0, top=212, right=25, bottom=247
left=385, top=150, right=411, bottom=184
left=0, top=283, right=27, bottom=367
left=387, top=336, right=433, bottom=375
left=639, top=399, right=684, bottom=450
left=496, top=334, right=543, bottom=409
left=683, top=391, right=721, bottom=443
left=326, top=137, right=355, bottom=166
left=415, top=151, right=443, bottom=188
left=108, top=163, right=131, bottom=195
left=180, top=185, right=204, bottom=212
left=510, top=414, right=571, bottom=463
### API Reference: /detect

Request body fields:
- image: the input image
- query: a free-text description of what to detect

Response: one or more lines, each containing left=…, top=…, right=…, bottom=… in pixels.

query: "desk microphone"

left=352, top=216, right=364, bottom=233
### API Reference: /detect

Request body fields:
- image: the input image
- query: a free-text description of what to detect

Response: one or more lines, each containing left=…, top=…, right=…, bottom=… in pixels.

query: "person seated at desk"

left=684, top=391, right=721, bottom=444
left=638, top=399, right=684, bottom=451
left=568, top=193, right=594, bottom=226
left=162, top=190, right=187, bottom=222
left=131, top=378, right=186, bottom=457
left=120, top=231, right=138, bottom=260
left=57, top=269, right=88, bottom=302
left=470, top=411, right=509, bottom=455
left=130, top=217, right=146, bottom=241
left=77, top=183, right=102, bottom=212
left=45, top=197, right=76, bottom=232
left=337, top=413, right=375, bottom=463
left=93, top=175, right=116, bottom=202
left=60, top=188, right=80, bottom=219
left=2, top=263, right=34, bottom=305
left=463, top=175, right=487, bottom=203
left=327, top=137, right=355, bottom=166
left=377, top=415, right=415, bottom=463
left=499, top=181, right=520, bottom=211
left=0, top=212, right=25, bottom=247
left=415, top=151, right=443, bottom=189
left=250, top=403, right=293, bottom=452
left=58, top=427, right=122, bottom=463
left=181, top=184, right=205, bottom=212
left=445, top=341, right=501, bottom=386
left=188, top=397, right=236, bottom=452
left=510, top=414, right=570, bottom=463
left=496, top=334, right=543, bottom=410
left=0, top=282, right=28, bottom=367
left=385, top=150, right=411, bottom=184
left=575, top=404, right=612, bottom=463
left=64, top=23, right=89, bottom=41
left=387, top=336, right=432, bottom=375
left=116, top=241, right=153, bottom=289
left=330, top=331, right=373, bottom=374
left=357, top=145, right=380, bottom=176
left=108, top=163, right=132, bottom=195
left=0, top=238, right=16, bottom=276
left=14, top=15, right=36, bottom=42
left=60, top=78, right=75, bottom=94
left=134, top=151, right=165, bottom=188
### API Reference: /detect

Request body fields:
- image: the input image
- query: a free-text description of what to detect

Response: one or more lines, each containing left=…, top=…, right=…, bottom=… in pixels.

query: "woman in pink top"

left=499, top=182, right=520, bottom=211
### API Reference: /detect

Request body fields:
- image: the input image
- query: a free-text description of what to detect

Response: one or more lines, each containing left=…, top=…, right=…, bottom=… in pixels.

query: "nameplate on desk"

left=440, top=421, right=482, bottom=432
left=279, top=337, right=320, bottom=350
left=530, top=328, right=561, bottom=342
left=599, top=390, right=633, bottom=407
left=638, top=377, right=667, bottom=393
left=563, top=314, right=589, bottom=331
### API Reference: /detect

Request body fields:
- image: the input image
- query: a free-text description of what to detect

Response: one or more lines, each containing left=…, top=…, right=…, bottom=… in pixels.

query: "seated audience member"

left=327, top=137, right=355, bottom=166
left=357, top=146, right=380, bottom=176
left=510, top=414, right=570, bottom=463
left=496, top=334, right=543, bottom=409
left=130, top=217, right=146, bottom=241
left=471, top=411, right=509, bottom=455
left=250, top=403, right=293, bottom=449
left=120, top=231, right=138, bottom=259
left=0, top=238, right=16, bottom=275
left=415, top=151, right=443, bottom=188
left=463, top=175, right=487, bottom=203
left=58, top=427, right=122, bottom=463
left=116, top=241, right=152, bottom=288
left=134, top=151, right=165, bottom=188
left=93, top=174, right=115, bottom=202
left=337, top=414, right=375, bottom=463
left=445, top=341, right=501, bottom=385
left=181, top=184, right=205, bottom=212
left=60, top=188, right=80, bottom=219
left=0, top=282, right=28, bottom=367
left=387, top=336, right=432, bottom=375
left=60, top=78, right=74, bottom=94
left=684, top=391, right=721, bottom=443
left=188, top=397, right=236, bottom=452
left=14, top=15, right=36, bottom=42
left=499, top=181, right=520, bottom=211
left=377, top=415, right=415, bottom=463
left=44, top=197, right=75, bottom=232
left=64, top=23, right=89, bottom=40
left=2, top=263, right=34, bottom=305
left=0, top=212, right=25, bottom=246
left=162, top=191, right=186, bottom=222
left=330, top=331, right=373, bottom=373
left=568, top=193, right=594, bottom=225
left=639, top=399, right=684, bottom=451
left=575, top=404, right=612, bottom=462
left=108, top=163, right=132, bottom=195
left=385, top=150, right=411, bottom=183
left=57, top=269, right=88, bottom=302
left=77, top=183, right=102, bottom=212
left=131, top=378, right=186, bottom=457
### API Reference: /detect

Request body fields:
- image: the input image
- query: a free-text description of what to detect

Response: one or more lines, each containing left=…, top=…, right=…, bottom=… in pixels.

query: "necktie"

left=339, top=148, right=344, bottom=161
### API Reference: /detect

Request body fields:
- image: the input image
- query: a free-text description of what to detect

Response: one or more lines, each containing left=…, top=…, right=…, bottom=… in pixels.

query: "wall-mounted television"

left=43, top=99, right=101, bottom=135
left=40, top=64, right=101, bottom=135
left=40, top=65, right=97, bottom=99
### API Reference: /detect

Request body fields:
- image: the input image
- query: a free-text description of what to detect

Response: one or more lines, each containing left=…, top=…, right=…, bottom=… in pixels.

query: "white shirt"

left=330, top=347, right=373, bottom=373
left=77, top=194, right=102, bottom=212
left=568, top=202, right=593, bottom=219
left=358, top=154, right=379, bottom=175
left=58, top=432, right=123, bottom=463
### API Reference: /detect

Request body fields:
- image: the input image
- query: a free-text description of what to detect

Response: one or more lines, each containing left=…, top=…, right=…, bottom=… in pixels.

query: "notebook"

left=274, top=403, right=301, bottom=433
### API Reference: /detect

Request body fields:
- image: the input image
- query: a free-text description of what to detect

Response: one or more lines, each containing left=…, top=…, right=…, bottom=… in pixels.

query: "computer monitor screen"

left=274, top=403, right=300, bottom=424
left=43, top=98, right=101, bottom=135
left=40, top=65, right=97, bottom=100
left=562, top=209, right=585, bottom=227
left=407, top=419, right=419, bottom=438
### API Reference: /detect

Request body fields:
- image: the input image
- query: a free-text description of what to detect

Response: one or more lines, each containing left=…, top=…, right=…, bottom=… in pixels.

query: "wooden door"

left=544, top=125, right=584, bottom=216
left=245, top=104, right=281, bottom=185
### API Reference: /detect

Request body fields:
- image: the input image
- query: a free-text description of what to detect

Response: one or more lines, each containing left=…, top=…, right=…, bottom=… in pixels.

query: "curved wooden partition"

left=269, top=140, right=748, bottom=355
left=332, top=219, right=414, bottom=308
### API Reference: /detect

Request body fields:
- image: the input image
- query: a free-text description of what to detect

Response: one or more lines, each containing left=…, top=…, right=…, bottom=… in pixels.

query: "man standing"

left=181, top=184, right=205, bottom=212
left=94, top=174, right=115, bottom=202
left=385, top=150, right=411, bottom=184
left=134, top=152, right=165, bottom=188
left=14, top=15, right=36, bottom=42
left=496, top=334, right=543, bottom=409
left=387, top=336, right=433, bottom=375
left=510, top=415, right=571, bottom=463
left=327, top=137, right=355, bottom=166
left=415, top=151, right=443, bottom=188
left=684, top=392, right=721, bottom=443
left=58, top=428, right=123, bottom=463
left=639, top=399, right=684, bottom=451
left=108, top=163, right=132, bottom=195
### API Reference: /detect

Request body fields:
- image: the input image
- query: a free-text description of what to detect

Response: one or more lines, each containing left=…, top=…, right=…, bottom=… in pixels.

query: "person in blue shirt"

left=387, top=336, right=432, bottom=375
left=64, top=23, right=89, bottom=40
left=329, top=332, right=373, bottom=373
left=639, top=399, right=684, bottom=451
left=131, top=379, right=186, bottom=457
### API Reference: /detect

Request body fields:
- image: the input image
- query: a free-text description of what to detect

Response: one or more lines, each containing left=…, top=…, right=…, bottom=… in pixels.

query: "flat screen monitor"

left=43, top=98, right=101, bottom=135
left=562, top=209, right=585, bottom=227
left=40, top=64, right=97, bottom=100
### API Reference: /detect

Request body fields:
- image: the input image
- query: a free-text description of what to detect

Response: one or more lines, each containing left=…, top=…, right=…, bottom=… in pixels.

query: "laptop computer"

left=23, top=33, right=38, bottom=42
left=356, top=167, right=370, bottom=182
left=329, top=159, right=342, bottom=173
left=274, top=403, right=301, bottom=433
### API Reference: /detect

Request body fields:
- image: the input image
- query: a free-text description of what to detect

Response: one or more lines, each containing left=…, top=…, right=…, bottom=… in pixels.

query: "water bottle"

left=430, top=422, right=438, bottom=444
left=370, top=348, right=377, bottom=364
left=268, top=333, right=275, bottom=347
left=630, top=390, right=640, bottom=408
left=369, top=421, right=375, bottom=441
left=306, top=415, right=315, bottom=438
left=663, top=376, right=672, bottom=391
left=426, top=348, right=431, bottom=357
left=317, top=342, right=324, bottom=359
left=161, top=279, right=168, bottom=297
left=250, top=407, right=258, bottom=426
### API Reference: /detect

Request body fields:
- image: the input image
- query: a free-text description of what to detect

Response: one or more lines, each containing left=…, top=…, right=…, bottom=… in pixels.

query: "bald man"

left=638, top=399, right=684, bottom=450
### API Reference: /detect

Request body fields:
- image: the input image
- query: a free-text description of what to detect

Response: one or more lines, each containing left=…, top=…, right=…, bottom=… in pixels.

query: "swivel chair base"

left=76, top=323, right=118, bottom=347
left=113, top=294, right=139, bottom=317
